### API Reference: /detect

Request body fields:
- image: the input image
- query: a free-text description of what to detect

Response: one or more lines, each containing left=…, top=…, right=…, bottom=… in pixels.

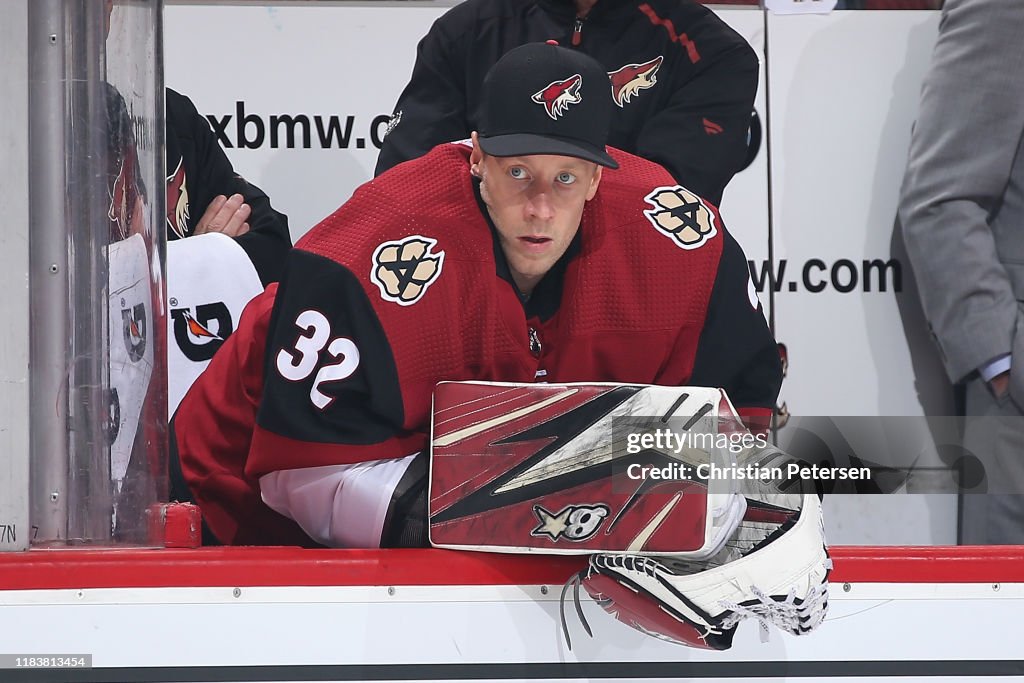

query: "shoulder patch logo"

left=609, top=56, right=663, bottom=107
left=370, top=235, right=445, bottom=306
left=532, top=74, right=583, bottom=120
left=642, top=185, right=718, bottom=250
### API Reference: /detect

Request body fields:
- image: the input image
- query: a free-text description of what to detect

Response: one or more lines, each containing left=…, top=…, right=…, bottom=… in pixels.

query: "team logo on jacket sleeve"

left=108, top=159, right=132, bottom=240
left=166, top=158, right=190, bottom=239
left=609, top=56, right=663, bottom=107
left=370, top=235, right=445, bottom=306
left=532, top=74, right=583, bottom=120
left=642, top=186, right=718, bottom=250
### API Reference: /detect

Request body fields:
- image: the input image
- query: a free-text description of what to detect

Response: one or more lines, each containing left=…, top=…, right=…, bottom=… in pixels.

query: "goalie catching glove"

left=563, top=445, right=831, bottom=650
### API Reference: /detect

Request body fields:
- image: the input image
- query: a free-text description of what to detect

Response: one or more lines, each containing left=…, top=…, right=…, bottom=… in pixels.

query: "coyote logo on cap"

left=532, top=74, right=583, bottom=120
left=609, top=56, right=663, bottom=107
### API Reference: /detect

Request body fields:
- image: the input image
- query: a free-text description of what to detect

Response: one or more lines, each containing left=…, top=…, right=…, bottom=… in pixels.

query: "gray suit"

left=899, top=0, right=1024, bottom=543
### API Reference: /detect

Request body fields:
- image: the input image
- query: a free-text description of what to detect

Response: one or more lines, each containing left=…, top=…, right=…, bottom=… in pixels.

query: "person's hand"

left=989, top=370, right=1011, bottom=399
left=194, top=193, right=251, bottom=237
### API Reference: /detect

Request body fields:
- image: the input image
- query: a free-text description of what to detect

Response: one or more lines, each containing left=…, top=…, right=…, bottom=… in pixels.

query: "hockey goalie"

left=429, top=381, right=831, bottom=650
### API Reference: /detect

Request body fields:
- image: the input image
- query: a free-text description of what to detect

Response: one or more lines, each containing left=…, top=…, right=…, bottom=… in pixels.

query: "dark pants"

left=959, top=377, right=1024, bottom=544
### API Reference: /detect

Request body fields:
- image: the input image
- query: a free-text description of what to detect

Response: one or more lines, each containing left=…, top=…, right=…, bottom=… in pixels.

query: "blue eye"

left=509, top=166, right=527, bottom=179
left=557, top=172, right=577, bottom=185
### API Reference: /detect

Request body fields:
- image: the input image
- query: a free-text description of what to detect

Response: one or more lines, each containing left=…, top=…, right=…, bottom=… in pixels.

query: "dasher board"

left=0, top=547, right=1022, bottom=682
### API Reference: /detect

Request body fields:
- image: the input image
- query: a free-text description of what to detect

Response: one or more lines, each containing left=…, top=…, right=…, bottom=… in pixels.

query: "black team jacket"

left=166, top=88, right=292, bottom=285
left=374, top=0, right=759, bottom=206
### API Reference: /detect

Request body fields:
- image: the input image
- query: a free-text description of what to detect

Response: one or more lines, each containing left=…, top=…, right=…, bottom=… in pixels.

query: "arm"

left=258, top=454, right=423, bottom=548
left=249, top=249, right=428, bottom=546
left=167, top=88, right=293, bottom=285
left=633, top=11, right=759, bottom=206
left=897, top=0, right=1024, bottom=386
left=373, top=13, right=470, bottom=175
left=174, top=248, right=429, bottom=547
left=172, top=285, right=318, bottom=546
left=685, top=231, right=782, bottom=430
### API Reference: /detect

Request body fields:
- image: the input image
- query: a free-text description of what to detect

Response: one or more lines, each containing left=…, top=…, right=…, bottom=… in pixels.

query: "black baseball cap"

left=477, top=42, right=619, bottom=169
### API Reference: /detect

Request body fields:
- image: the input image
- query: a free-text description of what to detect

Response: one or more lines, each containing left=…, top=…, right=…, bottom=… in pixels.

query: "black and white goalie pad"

left=563, top=445, right=831, bottom=650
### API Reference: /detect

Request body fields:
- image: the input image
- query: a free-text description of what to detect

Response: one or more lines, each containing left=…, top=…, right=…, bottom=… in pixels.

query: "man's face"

left=471, top=133, right=602, bottom=296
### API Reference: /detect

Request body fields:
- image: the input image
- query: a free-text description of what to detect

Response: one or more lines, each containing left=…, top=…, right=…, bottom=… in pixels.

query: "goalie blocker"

left=426, top=381, right=830, bottom=649
left=428, top=382, right=751, bottom=558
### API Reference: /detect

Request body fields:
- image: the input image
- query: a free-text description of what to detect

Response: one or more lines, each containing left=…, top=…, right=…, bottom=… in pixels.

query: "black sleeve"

left=633, top=11, right=759, bottom=205
left=380, top=451, right=430, bottom=548
left=689, top=231, right=782, bottom=411
left=256, top=249, right=404, bottom=449
left=166, top=88, right=293, bottom=285
left=373, top=12, right=471, bottom=175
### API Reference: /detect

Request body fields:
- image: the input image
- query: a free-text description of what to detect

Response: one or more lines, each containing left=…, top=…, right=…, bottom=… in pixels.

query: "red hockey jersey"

left=174, top=142, right=781, bottom=545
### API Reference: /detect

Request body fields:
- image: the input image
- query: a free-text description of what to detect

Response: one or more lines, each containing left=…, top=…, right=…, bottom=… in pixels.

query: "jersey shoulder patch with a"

left=370, top=234, right=446, bottom=306
left=642, top=185, right=718, bottom=250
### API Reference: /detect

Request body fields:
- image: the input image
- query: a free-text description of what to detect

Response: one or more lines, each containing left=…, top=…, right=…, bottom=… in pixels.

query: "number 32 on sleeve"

left=275, top=309, right=361, bottom=410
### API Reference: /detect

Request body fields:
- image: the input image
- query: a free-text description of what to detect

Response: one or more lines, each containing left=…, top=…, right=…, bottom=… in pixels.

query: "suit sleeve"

left=373, top=14, right=470, bottom=175
left=687, top=231, right=781, bottom=428
left=632, top=12, right=758, bottom=206
left=167, top=88, right=293, bottom=285
left=897, top=0, right=1024, bottom=384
